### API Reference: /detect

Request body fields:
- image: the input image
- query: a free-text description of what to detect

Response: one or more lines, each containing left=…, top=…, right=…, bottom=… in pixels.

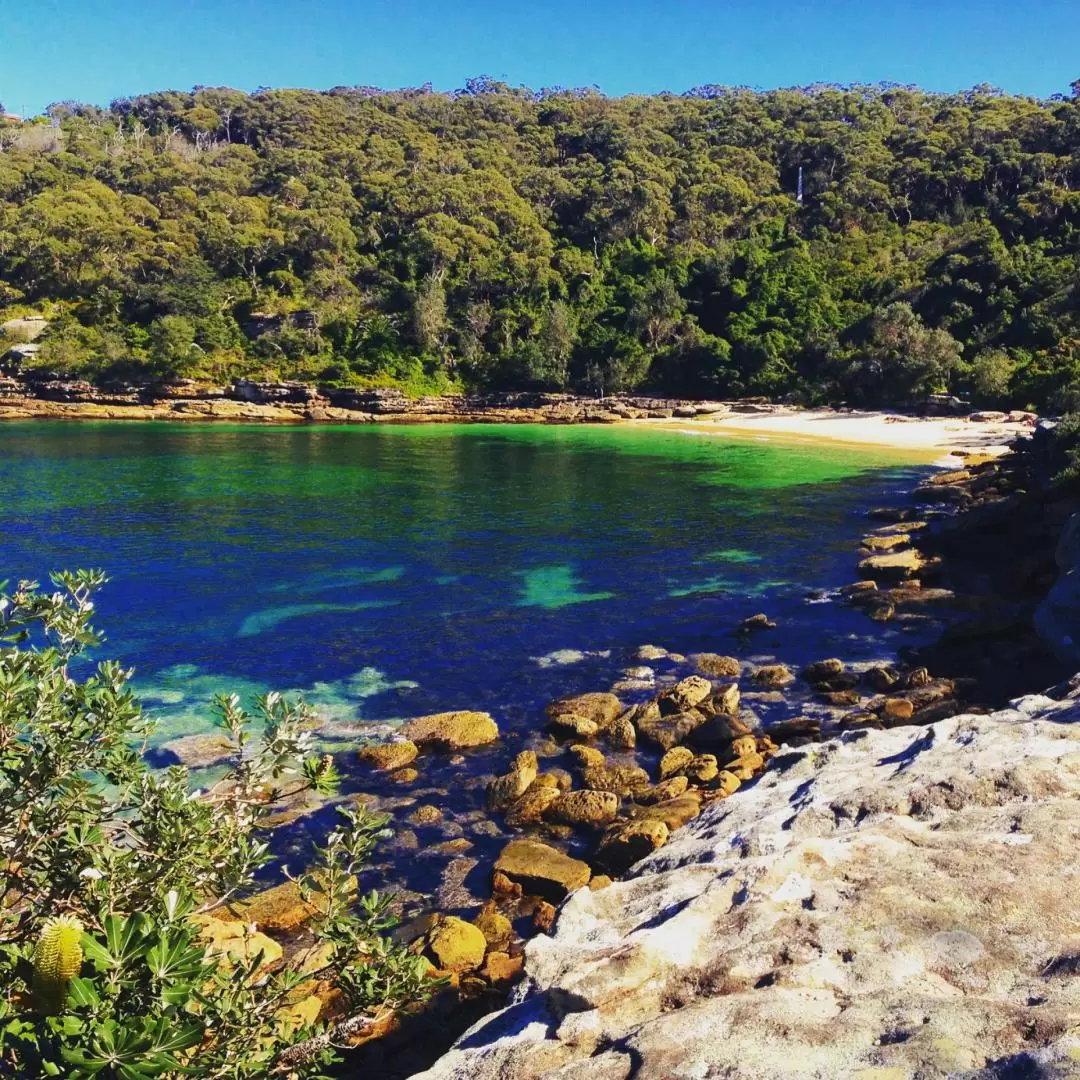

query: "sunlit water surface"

left=0, top=422, right=934, bottom=899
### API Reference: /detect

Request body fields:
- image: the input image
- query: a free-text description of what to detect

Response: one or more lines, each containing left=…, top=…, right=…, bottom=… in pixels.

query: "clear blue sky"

left=3, top=0, right=1078, bottom=116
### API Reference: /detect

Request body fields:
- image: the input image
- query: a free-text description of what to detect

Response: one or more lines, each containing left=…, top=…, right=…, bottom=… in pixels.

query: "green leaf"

left=67, top=977, right=102, bottom=1008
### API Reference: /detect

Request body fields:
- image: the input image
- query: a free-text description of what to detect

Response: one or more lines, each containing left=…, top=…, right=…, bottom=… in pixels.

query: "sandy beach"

left=636, top=406, right=1035, bottom=462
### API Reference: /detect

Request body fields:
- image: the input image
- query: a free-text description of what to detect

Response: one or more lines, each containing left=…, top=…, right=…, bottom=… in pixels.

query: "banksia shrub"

left=31, top=915, right=84, bottom=1014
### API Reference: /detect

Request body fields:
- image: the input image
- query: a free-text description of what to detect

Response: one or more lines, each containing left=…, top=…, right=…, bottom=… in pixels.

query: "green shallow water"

left=0, top=420, right=930, bottom=744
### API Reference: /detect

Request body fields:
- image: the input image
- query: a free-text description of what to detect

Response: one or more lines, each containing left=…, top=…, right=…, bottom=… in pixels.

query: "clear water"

left=0, top=421, right=934, bottom=738
left=0, top=421, right=934, bottom=897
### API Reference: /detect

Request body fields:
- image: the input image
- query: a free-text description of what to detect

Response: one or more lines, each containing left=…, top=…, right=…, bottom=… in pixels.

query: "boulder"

left=659, top=746, right=695, bottom=780
left=223, top=878, right=341, bottom=933
left=193, top=916, right=282, bottom=972
left=473, top=905, right=513, bottom=952
left=357, top=738, right=419, bottom=772
left=857, top=549, right=925, bottom=582
left=493, top=838, right=591, bottom=902
left=863, top=666, right=901, bottom=692
left=881, top=698, right=915, bottom=723
left=634, top=791, right=703, bottom=831
left=595, top=819, right=670, bottom=876
left=661, top=675, right=713, bottom=712
left=545, top=692, right=623, bottom=729
left=402, top=711, right=499, bottom=751
left=820, top=689, right=861, bottom=707
left=751, top=664, right=795, bottom=688
left=426, top=916, right=487, bottom=974
left=487, top=751, right=539, bottom=810
left=634, top=775, right=690, bottom=805
left=481, top=951, right=524, bottom=986
left=582, top=763, right=650, bottom=797
left=841, top=580, right=879, bottom=598
left=801, top=659, right=844, bottom=684
left=739, top=613, right=776, bottom=632
left=546, top=789, right=620, bottom=828
left=709, top=682, right=741, bottom=716
left=635, top=644, right=670, bottom=661
left=860, top=533, right=911, bottom=552
left=504, top=783, right=562, bottom=827
left=546, top=713, right=599, bottom=739
left=603, top=713, right=637, bottom=750
left=690, top=653, right=741, bottom=678
left=714, top=769, right=742, bottom=796
left=685, top=754, right=719, bottom=783
left=636, top=708, right=707, bottom=750
left=567, top=744, right=606, bottom=769
left=684, top=711, right=753, bottom=753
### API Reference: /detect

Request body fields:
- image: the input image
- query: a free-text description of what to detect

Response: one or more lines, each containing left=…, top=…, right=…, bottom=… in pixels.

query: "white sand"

left=635, top=407, right=1033, bottom=462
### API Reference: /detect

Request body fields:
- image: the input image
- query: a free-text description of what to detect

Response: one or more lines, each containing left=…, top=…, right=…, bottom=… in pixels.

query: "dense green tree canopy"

left=2, top=79, right=1080, bottom=406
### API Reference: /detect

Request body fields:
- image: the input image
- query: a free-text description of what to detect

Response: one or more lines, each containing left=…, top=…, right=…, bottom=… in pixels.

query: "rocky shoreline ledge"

left=414, top=686, right=1080, bottom=1080
left=0, top=378, right=763, bottom=425
left=0, top=376, right=1038, bottom=447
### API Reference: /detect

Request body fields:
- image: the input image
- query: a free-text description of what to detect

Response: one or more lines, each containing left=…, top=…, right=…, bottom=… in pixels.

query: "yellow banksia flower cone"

left=31, top=915, right=84, bottom=1014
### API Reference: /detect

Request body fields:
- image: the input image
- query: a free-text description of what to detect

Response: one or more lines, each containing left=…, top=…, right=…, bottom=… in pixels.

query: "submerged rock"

left=158, top=732, right=235, bottom=769
left=751, top=663, right=795, bottom=688
left=690, top=653, right=741, bottom=677
left=801, top=658, right=844, bottom=684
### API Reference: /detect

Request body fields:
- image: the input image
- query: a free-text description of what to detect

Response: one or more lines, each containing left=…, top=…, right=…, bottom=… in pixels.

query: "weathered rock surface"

left=417, top=690, right=1080, bottom=1080
left=689, top=652, right=741, bottom=677
left=857, top=547, right=925, bottom=582
left=493, top=838, right=591, bottom=902
left=402, top=710, right=499, bottom=750
left=357, top=738, right=418, bottom=772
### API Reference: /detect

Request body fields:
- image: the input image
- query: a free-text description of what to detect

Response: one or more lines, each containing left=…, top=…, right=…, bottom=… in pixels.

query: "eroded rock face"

left=416, top=691, right=1080, bottom=1080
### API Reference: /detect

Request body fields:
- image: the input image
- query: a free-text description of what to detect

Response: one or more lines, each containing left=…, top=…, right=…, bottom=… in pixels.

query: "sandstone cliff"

left=415, top=688, right=1080, bottom=1080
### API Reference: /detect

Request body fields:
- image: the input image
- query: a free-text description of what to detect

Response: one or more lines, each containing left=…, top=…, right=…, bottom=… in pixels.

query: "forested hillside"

left=2, top=79, right=1080, bottom=407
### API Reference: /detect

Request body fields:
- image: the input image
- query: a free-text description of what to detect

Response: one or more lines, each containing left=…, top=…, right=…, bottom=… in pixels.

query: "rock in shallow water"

left=401, top=711, right=500, bottom=750
left=492, top=838, right=591, bottom=902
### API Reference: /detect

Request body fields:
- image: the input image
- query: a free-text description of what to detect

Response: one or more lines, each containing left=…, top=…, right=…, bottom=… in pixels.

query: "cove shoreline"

left=0, top=383, right=1034, bottom=461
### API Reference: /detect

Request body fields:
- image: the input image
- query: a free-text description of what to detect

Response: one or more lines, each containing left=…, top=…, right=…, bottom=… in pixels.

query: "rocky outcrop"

left=1036, top=511, right=1080, bottom=667
left=416, top=688, right=1080, bottom=1080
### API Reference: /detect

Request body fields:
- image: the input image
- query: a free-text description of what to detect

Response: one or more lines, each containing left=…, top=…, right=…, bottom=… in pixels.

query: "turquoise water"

left=0, top=420, right=935, bottom=898
left=0, top=421, right=930, bottom=750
